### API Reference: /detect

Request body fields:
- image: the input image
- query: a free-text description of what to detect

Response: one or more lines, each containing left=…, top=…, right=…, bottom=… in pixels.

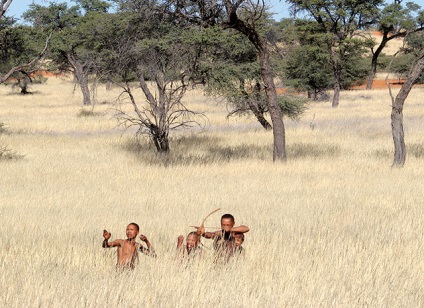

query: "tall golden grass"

left=1, top=77, right=424, bottom=307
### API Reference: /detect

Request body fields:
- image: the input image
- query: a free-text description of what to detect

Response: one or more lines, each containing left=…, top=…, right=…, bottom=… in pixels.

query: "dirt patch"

left=351, top=79, right=424, bottom=90
left=29, top=70, right=63, bottom=78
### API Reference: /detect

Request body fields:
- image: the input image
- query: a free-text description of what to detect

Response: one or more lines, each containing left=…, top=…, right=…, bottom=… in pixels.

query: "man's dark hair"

left=221, top=214, right=235, bottom=223
left=129, top=222, right=140, bottom=231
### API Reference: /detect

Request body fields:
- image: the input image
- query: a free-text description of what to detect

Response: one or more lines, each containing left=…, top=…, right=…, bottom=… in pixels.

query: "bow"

left=196, top=208, right=221, bottom=247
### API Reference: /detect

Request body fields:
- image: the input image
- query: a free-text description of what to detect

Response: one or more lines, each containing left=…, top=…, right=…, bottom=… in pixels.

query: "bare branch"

left=0, top=0, right=13, bottom=19
left=0, top=31, right=53, bottom=84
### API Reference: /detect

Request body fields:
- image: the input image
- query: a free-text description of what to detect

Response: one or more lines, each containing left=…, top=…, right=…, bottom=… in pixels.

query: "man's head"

left=221, top=214, right=235, bottom=232
left=233, top=232, right=244, bottom=248
left=126, top=223, right=140, bottom=240
left=186, top=231, right=200, bottom=250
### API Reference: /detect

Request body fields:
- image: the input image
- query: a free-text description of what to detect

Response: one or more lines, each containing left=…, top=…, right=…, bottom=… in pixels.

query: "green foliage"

left=23, top=3, right=80, bottom=30
left=281, top=20, right=369, bottom=94
left=379, top=1, right=423, bottom=33
left=284, top=44, right=332, bottom=93
left=288, top=0, right=383, bottom=32
left=405, top=31, right=424, bottom=53
left=390, top=53, right=417, bottom=79
left=184, top=26, right=259, bottom=91
left=387, top=32, right=424, bottom=83
left=0, top=19, right=45, bottom=79
left=278, top=96, right=309, bottom=121
left=338, top=41, right=370, bottom=88
left=23, top=1, right=111, bottom=75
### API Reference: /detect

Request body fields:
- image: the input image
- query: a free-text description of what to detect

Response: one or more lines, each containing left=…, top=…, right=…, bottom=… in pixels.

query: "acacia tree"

left=188, top=26, right=272, bottom=130
left=23, top=0, right=111, bottom=105
left=0, top=1, right=50, bottom=85
left=366, top=0, right=424, bottom=89
left=284, top=20, right=369, bottom=99
left=287, top=0, right=382, bottom=107
left=171, top=0, right=287, bottom=161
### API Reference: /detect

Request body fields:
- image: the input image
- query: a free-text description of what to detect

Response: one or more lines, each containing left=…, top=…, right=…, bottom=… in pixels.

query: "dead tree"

left=115, top=71, right=205, bottom=153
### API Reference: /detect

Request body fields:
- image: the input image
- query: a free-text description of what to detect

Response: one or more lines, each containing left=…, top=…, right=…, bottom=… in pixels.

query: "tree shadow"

left=121, top=135, right=341, bottom=166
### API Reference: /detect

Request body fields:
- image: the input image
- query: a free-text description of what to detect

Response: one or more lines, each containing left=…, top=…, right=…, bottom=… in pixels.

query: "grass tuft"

left=288, top=142, right=341, bottom=158
left=0, top=145, right=24, bottom=160
left=0, top=122, right=7, bottom=134
left=408, top=143, right=424, bottom=158
left=77, top=109, right=102, bottom=117
left=374, top=144, right=424, bottom=159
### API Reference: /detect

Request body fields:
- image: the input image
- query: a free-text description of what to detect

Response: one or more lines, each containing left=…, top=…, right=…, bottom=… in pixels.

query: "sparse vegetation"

left=76, top=108, right=101, bottom=118
left=0, top=144, right=23, bottom=159
left=0, top=122, right=7, bottom=134
left=1, top=75, right=424, bottom=307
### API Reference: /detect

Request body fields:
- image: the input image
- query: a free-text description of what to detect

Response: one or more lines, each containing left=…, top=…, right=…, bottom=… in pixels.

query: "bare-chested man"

left=102, top=223, right=156, bottom=270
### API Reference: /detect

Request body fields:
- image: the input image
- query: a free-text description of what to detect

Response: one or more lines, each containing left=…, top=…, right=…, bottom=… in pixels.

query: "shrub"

left=278, top=96, right=309, bottom=121
left=0, top=145, right=24, bottom=160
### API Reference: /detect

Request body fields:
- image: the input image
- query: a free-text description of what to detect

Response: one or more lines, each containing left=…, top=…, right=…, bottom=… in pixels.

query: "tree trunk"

left=240, top=79, right=272, bottom=130
left=152, top=127, right=170, bottom=153
left=227, top=10, right=286, bottom=161
left=79, top=75, right=91, bottom=105
left=258, top=46, right=287, bottom=160
left=68, top=54, right=91, bottom=105
left=158, top=135, right=169, bottom=152
left=328, top=44, right=342, bottom=108
left=332, top=79, right=340, bottom=108
left=153, top=135, right=170, bottom=152
left=391, top=52, right=424, bottom=167
left=19, top=76, right=31, bottom=94
left=366, top=54, right=378, bottom=90
left=247, top=100, right=272, bottom=130
left=366, top=33, right=389, bottom=90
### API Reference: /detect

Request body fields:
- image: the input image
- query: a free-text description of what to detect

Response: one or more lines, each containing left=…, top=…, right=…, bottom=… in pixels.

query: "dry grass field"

left=1, top=76, right=424, bottom=307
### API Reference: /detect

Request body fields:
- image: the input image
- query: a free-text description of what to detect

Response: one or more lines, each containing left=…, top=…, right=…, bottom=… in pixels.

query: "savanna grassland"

left=1, top=76, right=424, bottom=307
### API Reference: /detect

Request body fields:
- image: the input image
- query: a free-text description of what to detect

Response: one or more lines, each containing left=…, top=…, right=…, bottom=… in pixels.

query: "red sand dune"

left=276, top=79, right=424, bottom=94
left=29, top=70, right=63, bottom=78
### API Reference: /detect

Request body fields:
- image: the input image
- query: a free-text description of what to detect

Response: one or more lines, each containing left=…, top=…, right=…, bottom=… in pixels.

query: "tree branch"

left=0, top=0, right=13, bottom=19
left=0, top=31, right=52, bottom=84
